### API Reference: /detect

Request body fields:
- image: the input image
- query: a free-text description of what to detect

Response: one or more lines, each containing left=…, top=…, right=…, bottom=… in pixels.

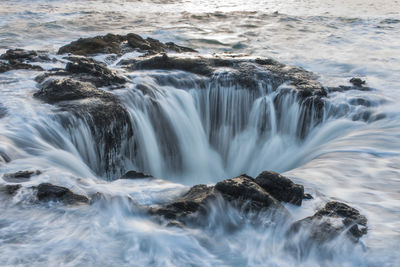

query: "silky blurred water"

left=0, top=0, right=400, bottom=266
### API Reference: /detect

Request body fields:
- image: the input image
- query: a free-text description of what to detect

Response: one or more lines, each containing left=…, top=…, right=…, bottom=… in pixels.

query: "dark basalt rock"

left=290, top=201, right=368, bottom=242
left=0, top=49, right=50, bottom=73
left=0, top=48, right=50, bottom=62
left=58, top=33, right=196, bottom=56
left=327, top=85, right=372, bottom=92
left=254, top=171, right=304, bottom=206
left=0, top=184, right=22, bottom=195
left=2, top=170, right=41, bottom=183
left=36, top=57, right=127, bottom=88
left=65, top=57, right=127, bottom=87
left=121, top=54, right=327, bottom=99
left=0, top=60, right=43, bottom=73
left=150, top=174, right=284, bottom=223
left=215, top=175, right=283, bottom=209
left=328, top=78, right=371, bottom=93
left=120, top=170, right=154, bottom=180
left=34, top=78, right=113, bottom=103
left=349, top=77, right=366, bottom=87
left=35, top=183, right=89, bottom=204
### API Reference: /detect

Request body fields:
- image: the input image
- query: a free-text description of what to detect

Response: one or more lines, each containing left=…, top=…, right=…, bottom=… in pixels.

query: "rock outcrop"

left=120, top=54, right=326, bottom=99
left=255, top=171, right=304, bottom=206
left=35, top=57, right=127, bottom=88
left=35, top=183, right=89, bottom=204
left=58, top=33, right=196, bottom=56
left=150, top=173, right=298, bottom=224
left=34, top=76, right=133, bottom=175
left=290, top=201, right=368, bottom=242
left=0, top=49, right=48, bottom=73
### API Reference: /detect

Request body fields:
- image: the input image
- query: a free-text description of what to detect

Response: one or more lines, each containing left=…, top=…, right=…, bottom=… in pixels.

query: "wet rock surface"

left=0, top=49, right=49, bottom=73
left=58, top=33, right=196, bottom=56
left=35, top=183, right=89, bottom=204
left=290, top=201, right=368, bottom=242
left=255, top=171, right=305, bottom=206
left=34, top=74, right=133, bottom=176
left=328, top=78, right=372, bottom=93
left=34, top=78, right=113, bottom=103
left=121, top=54, right=327, bottom=98
left=36, top=57, right=127, bottom=88
left=149, top=171, right=367, bottom=244
left=150, top=174, right=287, bottom=223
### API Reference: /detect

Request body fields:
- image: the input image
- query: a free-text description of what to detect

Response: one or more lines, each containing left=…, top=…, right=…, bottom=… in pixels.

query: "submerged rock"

left=120, top=170, right=154, bottom=180
left=0, top=184, right=22, bottom=195
left=328, top=78, right=371, bottom=93
left=0, top=104, right=6, bottom=118
left=290, top=201, right=368, bottom=242
left=35, top=183, right=89, bottom=204
left=0, top=48, right=50, bottom=62
left=2, top=170, right=41, bottom=183
left=0, top=60, right=43, bottom=73
left=58, top=33, right=196, bottom=56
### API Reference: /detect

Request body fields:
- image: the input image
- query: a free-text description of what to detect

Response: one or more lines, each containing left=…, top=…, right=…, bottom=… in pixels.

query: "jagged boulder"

left=150, top=174, right=285, bottom=223
left=255, top=171, right=304, bottom=206
left=290, top=201, right=368, bottom=242
left=58, top=33, right=196, bottom=56
left=0, top=61, right=43, bottom=73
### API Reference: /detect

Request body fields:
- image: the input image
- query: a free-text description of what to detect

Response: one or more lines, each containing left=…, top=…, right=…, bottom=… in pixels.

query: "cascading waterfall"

left=58, top=68, right=328, bottom=182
